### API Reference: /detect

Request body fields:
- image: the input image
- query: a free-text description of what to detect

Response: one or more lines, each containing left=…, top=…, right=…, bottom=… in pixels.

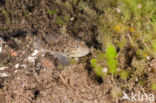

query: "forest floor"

left=0, top=0, right=156, bottom=103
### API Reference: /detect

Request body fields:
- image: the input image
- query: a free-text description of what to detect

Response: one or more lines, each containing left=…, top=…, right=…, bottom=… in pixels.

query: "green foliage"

left=90, top=59, right=105, bottom=77
left=69, top=59, right=75, bottom=65
left=73, top=0, right=77, bottom=5
left=106, top=45, right=118, bottom=74
left=91, top=59, right=97, bottom=68
left=48, top=9, right=58, bottom=16
left=151, top=12, right=156, bottom=22
left=56, top=17, right=64, bottom=26
left=94, top=66, right=104, bottom=77
left=118, top=0, right=156, bottom=22
left=136, top=49, right=147, bottom=59
left=151, top=39, right=156, bottom=52
left=2, top=9, right=10, bottom=21
left=151, top=82, right=156, bottom=90
left=97, top=53, right=106, bottom=62
left=110, top=87, right=122, bottom=99
left=118, top=70, right=129, bottom=80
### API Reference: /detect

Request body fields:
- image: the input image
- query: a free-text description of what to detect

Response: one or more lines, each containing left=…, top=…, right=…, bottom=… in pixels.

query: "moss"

left=69, top=58, right=76, bottom=65
left=118, top=70, right=129, bottom=80
left=151, top=83, right=156, bottom=91
left=90, top=59, right=97, bottom=68
left=97, top=53, right=106, bottom=62
left=136, top=49, right=147, bottom=59
left=73, top=0, right=78, bottom=5
left=2, top=9, right=10, bottom=21
left=106, top=45, right=118, bottom=74
left=110, top=87, right=122, bottom=99
left=94, top=66, right=105, bottom=77
left=1, top=54, right=11, bottom=66
left=151, top=39, right=156, bottom=52
left=56, top=17, right=64, bottom=26
left=90, top=59, right=106, bottom=77
left=48, top=9, right=58, bottom=16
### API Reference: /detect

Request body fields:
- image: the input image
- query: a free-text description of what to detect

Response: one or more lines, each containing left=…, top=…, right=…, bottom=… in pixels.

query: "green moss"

left=151, top=83, right=156, bottom=90
left=151, top=39, right=156, bottom=52
left=118, top=70, right=129, bottom=80
left=69, top=58, right=76, bottom=65
left=151, top=12, right=156, bottom=22
left=97, top=53, right=106, bottom=62
left=106, top=45, right=118, bottom=74
left=138, top=79, right=145, bottom=86
left=136, top=49, right=144, bottom=58
left=91, top=59, right=97, bottom=68
left=2, top=54, right=11, bottom=66
left=56, top=17, right=64, bottom=26
left=2, top=9, right=10, bottom=21
left=110, top=87, right=122, bottom=99
left=94, top=66, right=104, bottom=77
left=73, top=0, right=78, bottom=5
left=48, top=9, right=58, bottom=16
left=64, top=15, right=70, bottom=22
left=24, top=11, right=30, bottom=19
left=91, top=59, right=106, bottom=77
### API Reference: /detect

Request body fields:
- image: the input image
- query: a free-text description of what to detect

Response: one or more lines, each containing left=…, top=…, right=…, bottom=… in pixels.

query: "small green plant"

left=151, top=82, right=156, bottom=90
left=56, top=17, right=64, bottom=26
left=48, top=9, right=58, bottom=16
left=118, top=70, right=129, bottom=80
left=151, top=39, right=156, bottom=52
left=106, top=45, right=118, bottom=74
left=2, top=9, right=10, bottom=21
left=91, top=59, right=105, bottom=77
left=73, top=0, right=78, bottom=5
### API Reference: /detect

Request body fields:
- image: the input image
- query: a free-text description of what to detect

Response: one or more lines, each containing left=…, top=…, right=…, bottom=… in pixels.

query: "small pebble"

left=14, top=70, right=18, bottom=73
left=0, top=73, right=9, bottom=77
left=15, top=64, right=20, bottom=68
left=0, top=38, right=5, bottom=53
left=0, top=45, right=2, bottom=53
left=21, top=64, right=27, bottom=68
left=102, top=67, right=108, bottom=73
left=31, top=50, right=39, bottom=56
left=27, top=56, right=36, bottom=63
left=0, top=67, right=8, bottom=71
left=147, top=56, right=150, bottom=60
left=116, top=8, right=121, bottom=13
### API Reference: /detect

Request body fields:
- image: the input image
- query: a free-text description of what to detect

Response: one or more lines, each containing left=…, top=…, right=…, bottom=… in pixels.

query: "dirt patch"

left=0, top=0, right=156, bottom=103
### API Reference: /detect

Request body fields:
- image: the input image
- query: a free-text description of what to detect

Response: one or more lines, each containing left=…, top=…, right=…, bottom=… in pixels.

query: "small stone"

left=0, top=45, right=2, bottom=53
left=0, top=38, right=5, bottom=53
left=102, top=67, right=108, bottom=73
left=147, top=56, right=150, bottom=60
left=0, top=67, right=8, bottom=71
left=21, top=64, right=27, bottom=68
left=31, top=50, right=39, bottom=56
left=14, top=70, right=18, bottom=73
left=0, top=73, right=9, bottom=77
left=14, top=63, right=20, bottom=68
left=27, top=56, right=36, bottom=63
